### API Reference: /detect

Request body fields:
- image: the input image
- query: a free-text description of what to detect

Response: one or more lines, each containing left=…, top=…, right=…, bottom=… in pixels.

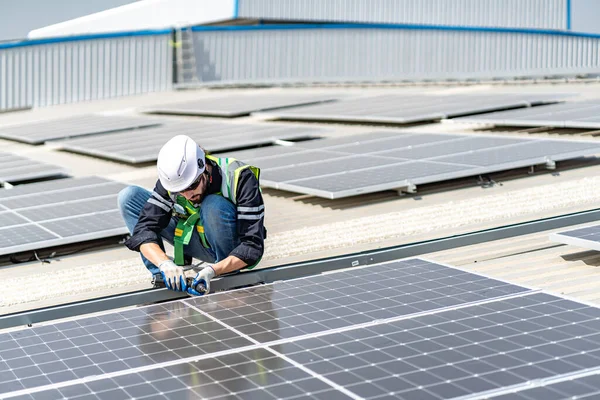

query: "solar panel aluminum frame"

left=264, top=139, right=600, bottom=199
left=548, top=229, right=600, bottom=252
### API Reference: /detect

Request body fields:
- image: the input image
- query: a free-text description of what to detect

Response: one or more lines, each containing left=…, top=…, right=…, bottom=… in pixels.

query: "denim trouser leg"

left=117, top=186, right=239, bottom=276
left=200, top=194, right=240, bottom=262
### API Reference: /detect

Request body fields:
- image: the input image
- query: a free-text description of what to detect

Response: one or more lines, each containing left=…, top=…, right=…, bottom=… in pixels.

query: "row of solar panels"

left=0, top=91, right=599, bottom=259
left=0, top=92, right=573, bottom=145
left=220, top=132, right=600, bottom=199
left=3, top=131, right=600, bottom=258
left=0, top=92, right=584, bottom=182
left=4, top=257, right=600, bottom=399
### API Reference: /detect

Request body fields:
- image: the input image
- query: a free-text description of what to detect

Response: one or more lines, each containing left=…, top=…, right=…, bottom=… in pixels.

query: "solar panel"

left=231, top=131, right=600, bottom=199
left=0, top=258, right=531, bottom=398
left=271, top=292, right=600, bottom=400
left=0, top=177, right=128, bottom=256
left=262, top=155, right=404, bottom=183
left=57, top=121, right=327, bottom=164
left=0, top=302, right=254, bottom=394
left=6, top=257, right=600, bottom=400
left=273, top=161, right=474, bottom=198
left=549, top=225, right=600, bottom=251
left=451, top=100, right=600, bottom=129
left=10, top=351, right=351, bottom=400
left=0, top=152, right=67, bottom=183
left=144, top=93, right=343, bottom=117
left=0, top=115, right=162, bottom=144
left=186, top=259, right=529, bottom=343
left=319, top=134, right=466, bottom=154
left=255, top=93, right=566, bottom=124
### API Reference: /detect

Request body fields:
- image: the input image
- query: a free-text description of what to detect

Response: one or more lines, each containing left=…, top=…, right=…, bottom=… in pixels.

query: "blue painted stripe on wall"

left=190, top=22, right=600, bottom=38
left=0, top=28, right=172, bottom=50
left=567, top=0, right=572, bottom=30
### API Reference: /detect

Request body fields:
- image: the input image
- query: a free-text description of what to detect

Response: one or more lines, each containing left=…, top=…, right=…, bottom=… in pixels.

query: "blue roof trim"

left=190, top=22, right=600, bottom=39
left=0, top=28, right=172, bottom=50
left=566, top=0, right=572, bottom=30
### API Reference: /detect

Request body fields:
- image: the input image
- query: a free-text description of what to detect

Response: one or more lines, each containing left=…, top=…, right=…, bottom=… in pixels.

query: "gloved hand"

left=187, top=266, right=216, bottom=296
left=158, top=260, right=188, bottom=292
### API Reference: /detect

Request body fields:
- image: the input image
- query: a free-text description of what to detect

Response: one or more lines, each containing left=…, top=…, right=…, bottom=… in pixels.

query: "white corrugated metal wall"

left=189, top=27, right=600, bottom=85
left=237, top=0, right=568, bottom=30
left=3, top=1, right=598, bottom=110
left=0, top=32, right=173, bottom=112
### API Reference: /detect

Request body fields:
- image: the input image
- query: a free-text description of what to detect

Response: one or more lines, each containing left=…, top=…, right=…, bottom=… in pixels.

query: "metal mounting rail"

left=2, top=207, right=600, bottom=330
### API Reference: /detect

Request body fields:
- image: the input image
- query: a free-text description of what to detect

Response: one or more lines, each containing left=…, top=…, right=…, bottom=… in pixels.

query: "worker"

left=117, top=134, right=266, bottom=295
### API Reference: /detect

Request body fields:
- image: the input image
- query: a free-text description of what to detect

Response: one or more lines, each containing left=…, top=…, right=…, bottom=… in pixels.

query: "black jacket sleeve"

left=229, top=168, right=267, bottom=266
left=124, top=180, right=174, bottom=252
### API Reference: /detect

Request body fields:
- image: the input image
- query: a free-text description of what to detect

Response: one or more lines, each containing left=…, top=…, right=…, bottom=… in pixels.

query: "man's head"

left=157, top=135, right=210, bottom=203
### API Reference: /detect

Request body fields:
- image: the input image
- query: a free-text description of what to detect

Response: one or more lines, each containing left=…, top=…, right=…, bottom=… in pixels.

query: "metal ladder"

left=174, top=26, right=199, bottom=85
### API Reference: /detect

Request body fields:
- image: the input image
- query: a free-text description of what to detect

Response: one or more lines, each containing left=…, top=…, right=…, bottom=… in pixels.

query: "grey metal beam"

left=2, top=207, right=600, bottom=330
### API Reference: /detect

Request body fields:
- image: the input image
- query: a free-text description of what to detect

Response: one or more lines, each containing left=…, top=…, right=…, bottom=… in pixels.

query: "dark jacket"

left=125, top=159, right=266, bottom=266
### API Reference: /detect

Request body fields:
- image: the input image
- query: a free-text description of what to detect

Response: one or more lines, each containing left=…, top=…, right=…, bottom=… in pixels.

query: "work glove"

left=158, top=260, right=188, bottom=292
left=187, top=266, right=216, bottom=296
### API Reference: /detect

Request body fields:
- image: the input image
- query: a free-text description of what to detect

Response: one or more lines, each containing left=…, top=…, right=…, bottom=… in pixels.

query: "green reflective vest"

left=169, top=155, right=260, bottom=267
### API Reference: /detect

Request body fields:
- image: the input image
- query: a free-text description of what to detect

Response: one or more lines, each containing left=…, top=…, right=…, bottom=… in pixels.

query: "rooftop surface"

left=2, top=82, right=600, bottom=319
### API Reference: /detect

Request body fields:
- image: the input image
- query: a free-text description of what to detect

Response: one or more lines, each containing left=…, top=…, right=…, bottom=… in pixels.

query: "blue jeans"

left=117, top=186, right=240, bottom=276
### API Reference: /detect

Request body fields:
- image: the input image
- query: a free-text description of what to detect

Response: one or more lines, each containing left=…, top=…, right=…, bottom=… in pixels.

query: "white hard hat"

left=157, top=135, right=206, bottom=193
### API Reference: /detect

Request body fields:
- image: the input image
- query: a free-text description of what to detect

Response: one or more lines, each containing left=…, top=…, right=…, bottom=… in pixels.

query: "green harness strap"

left=172, top=196, right=211, bottom=266
left=173, top=212, right=200, bottom=266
